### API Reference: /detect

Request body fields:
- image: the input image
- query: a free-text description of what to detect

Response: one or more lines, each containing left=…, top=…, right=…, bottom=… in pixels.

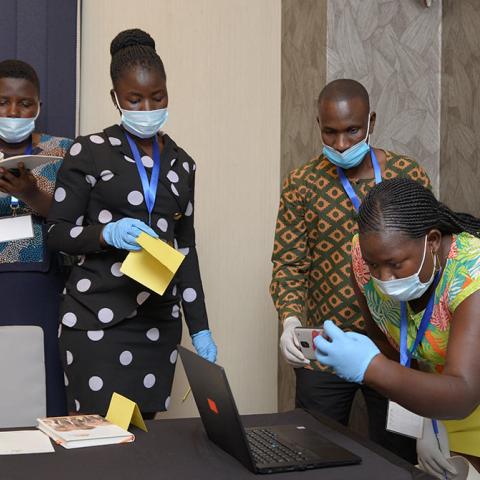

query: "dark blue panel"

left=0, top=1, right=17, bottom=59
left=17, top=0, right=48, bottom=132
left=0, top=0, right=78, bottom=139
left=45, top=0, right=78, bottom=138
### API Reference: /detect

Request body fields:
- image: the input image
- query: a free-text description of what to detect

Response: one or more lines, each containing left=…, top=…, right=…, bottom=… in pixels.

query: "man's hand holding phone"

left=279, top=316, right=311, bottom=368
left=294, top=327, right=325, bottom=360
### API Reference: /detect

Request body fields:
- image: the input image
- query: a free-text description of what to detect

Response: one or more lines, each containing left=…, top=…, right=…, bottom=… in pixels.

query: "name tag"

left=0, top=215, right=34, bottom=242
left=386, top=401, right=424, bottom=439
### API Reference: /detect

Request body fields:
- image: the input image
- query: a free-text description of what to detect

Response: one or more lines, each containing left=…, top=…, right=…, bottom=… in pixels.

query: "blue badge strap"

left=10, top=139, right=33, bottom=213
left=400, top=271, right=444, bottom=479
left=337, top=167, right=361, bottom=212
left=337, top=146, right=382, bottom=212
left=125, top=133, right=160, bottom=226
left=24, top=140, right=33, bottom=156
left=370, top=147, right=382, bottom=184
left=400, top=271, right=441, bottom=368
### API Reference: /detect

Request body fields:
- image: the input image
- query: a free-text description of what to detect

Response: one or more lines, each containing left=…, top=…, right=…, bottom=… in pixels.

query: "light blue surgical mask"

left=114, top=92, right=168, bottom=139
left=0, top=107, right=40, bottom=144
left=322, top=113, right=371, bottom=169
left=372, top=236, right=437, bottom=302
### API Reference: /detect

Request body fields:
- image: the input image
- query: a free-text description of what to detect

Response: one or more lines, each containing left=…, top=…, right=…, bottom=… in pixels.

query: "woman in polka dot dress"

left=0, top=60, right=72, bottom=416
left=47, top=29, right=217, bottom=417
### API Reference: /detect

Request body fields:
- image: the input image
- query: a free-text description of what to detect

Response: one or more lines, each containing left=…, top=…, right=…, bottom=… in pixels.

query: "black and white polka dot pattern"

left=60, top=296, right=181, bottom=414
left=54, top=187, right=66, bottom=202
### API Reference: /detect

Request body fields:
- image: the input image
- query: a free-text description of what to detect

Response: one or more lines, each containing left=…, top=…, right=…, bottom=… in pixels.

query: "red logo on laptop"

left=207, top=398, right=219, bottom=414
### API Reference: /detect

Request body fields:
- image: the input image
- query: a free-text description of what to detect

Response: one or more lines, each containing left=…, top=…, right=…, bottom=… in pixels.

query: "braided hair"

left=358, top=177, right=480, bottom=239
left=110, top=28, right=166, bottom=86
left=0, top=59, right=40, bottom=95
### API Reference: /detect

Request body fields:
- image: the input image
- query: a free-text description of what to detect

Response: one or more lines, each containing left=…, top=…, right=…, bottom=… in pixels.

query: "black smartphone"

left=8, top=168, right=21, bottom=177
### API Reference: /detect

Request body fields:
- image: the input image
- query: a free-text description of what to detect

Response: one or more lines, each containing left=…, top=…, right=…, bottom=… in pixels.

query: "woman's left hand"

left=417, top=420, right=456, bottom=479
left=191, top=330, right=217, bottom=363
left=314, top=320, right=381, bottom=383
left=0, top=162, right=37, bottom=199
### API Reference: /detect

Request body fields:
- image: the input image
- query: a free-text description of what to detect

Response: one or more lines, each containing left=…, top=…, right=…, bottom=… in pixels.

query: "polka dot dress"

left=47, top=125, right=210, bottom=414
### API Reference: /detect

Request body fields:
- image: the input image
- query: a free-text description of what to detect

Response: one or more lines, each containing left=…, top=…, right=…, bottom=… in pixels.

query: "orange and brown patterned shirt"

left=270, top=150, right=431, bottom=333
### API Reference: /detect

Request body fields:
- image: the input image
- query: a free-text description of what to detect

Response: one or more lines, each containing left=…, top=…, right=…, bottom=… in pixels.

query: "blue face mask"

left=322, top=114, right=371, bottom=169
left=114, top=92, right=168, bottom=139
left=0, top=107, right=40, bottom=144
left=372, top=236, right=437, bottom=302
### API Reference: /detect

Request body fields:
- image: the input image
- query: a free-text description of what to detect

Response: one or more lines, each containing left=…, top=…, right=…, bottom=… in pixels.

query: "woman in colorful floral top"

left=0, top=59, right=72, bottom=416
left=312, top=178, right=480, bottom=478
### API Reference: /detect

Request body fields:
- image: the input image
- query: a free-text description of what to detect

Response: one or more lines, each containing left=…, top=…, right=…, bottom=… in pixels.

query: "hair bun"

left=110, top=28, right=155, bottom=57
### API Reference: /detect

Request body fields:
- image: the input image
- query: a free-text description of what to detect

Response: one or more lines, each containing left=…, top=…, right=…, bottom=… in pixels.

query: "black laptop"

left=178, top=346, right=361, bottom=474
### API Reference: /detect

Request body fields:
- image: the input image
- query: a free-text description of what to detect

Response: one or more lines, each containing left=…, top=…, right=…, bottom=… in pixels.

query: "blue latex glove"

left=314, top=320, right=381, bottom=383
left=192, top=330, right=217, bottom=363
left=102, top=218, right=158, bottom=251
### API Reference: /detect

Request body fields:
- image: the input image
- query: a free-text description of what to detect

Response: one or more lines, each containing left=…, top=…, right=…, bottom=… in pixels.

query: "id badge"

left=386, top=401, right=424, bottom=439
left=0, top=214, right=34, bottom=242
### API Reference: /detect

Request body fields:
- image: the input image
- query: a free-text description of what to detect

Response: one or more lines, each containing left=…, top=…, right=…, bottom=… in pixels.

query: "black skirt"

left=60, top=294, right=182, bottom=415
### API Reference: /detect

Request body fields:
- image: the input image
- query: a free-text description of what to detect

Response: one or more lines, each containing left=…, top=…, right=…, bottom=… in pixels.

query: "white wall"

left=80, top=0, right=281, bottom=417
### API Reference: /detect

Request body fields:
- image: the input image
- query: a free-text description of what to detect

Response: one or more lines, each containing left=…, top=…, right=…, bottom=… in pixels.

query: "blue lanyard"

left=337, top=147, right=382, bottom=212
left=125, top=133, right=160, bottom=226
left=399, top=271, right=441, bottom=367
left=10, top=139, right=33, bottom=212
left=400, top=271, right=444, bottom=478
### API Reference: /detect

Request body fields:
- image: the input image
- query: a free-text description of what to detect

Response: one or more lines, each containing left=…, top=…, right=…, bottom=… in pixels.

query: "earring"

left=433, top=251, right=441, bottom=273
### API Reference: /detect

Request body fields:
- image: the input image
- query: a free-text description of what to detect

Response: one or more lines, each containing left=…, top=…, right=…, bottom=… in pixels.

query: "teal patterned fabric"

left=0, top=134, right=72, bottom=267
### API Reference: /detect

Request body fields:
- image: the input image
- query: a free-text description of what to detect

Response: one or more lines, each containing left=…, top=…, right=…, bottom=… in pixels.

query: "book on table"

left=37, top=414, right=135, bottom=449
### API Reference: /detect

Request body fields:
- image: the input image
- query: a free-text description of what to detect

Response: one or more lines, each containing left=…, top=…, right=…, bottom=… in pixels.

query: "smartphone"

left=294, top=327, right=324, bottom=360
left=8, top=168, right=21, bottom=177
left=0, top=168, right=28, bottom=178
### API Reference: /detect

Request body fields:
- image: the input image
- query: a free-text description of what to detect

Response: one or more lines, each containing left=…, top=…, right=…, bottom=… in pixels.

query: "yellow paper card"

left=120, top=233, right=185, bottom=295
left=106, top=392, right=148, bottom=432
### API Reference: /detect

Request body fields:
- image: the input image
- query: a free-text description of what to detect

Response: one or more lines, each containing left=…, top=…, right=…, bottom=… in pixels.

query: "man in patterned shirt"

left=270, top=79, right=430, bottom=462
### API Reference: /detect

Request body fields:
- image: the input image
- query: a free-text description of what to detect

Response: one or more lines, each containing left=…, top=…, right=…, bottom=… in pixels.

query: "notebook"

left=178, top=346, right=361, bottom=474
left=0, top=155, right=61, bottom=198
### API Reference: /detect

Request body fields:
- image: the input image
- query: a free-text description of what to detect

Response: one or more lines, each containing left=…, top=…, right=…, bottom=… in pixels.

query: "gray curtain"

left=0, top=0, right=79, bottom=139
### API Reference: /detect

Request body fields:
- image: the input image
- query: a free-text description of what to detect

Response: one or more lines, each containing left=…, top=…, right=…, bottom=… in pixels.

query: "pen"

left=182, top=387, right=192, bottom=403
left=431, top=419, right=448, bottom=480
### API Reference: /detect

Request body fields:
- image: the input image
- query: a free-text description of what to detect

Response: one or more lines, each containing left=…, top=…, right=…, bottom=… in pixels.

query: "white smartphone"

left=294, top=327, right=324, bottom=360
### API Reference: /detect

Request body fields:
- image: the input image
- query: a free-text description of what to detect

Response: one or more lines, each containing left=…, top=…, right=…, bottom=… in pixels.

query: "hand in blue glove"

left=314, top=320, right=380, bottom=383
left=192, top=329, right=217, bottom=363
left=102, top=218, right=158, bottom=251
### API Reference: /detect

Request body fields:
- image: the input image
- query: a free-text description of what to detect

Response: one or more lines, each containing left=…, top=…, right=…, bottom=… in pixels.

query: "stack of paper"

left=0, top=430, right=54, bottom=455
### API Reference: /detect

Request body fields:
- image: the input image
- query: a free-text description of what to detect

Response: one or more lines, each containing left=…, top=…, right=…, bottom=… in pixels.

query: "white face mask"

left=372, top=236, right=436, bottom=302
left=0, top=106, right=40, bottom=144
left=114, top=92, right=168, bottom=139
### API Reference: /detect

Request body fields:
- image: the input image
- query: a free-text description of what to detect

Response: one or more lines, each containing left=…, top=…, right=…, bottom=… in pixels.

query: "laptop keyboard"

left=246, top=428, right=310, bottom=465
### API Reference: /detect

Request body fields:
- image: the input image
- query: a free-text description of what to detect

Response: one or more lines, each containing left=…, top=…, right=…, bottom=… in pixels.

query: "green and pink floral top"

left=351, top=232, right=480, bottom=373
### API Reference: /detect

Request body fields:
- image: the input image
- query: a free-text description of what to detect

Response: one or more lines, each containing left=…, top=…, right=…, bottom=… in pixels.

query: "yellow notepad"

left=120, top=233, right=185, bottom=295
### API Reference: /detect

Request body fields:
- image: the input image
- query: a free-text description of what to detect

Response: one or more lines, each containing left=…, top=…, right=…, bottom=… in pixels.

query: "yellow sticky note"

left=106, top=392, right=148, bottom=432
left=120, top=233, right=185, bottom=295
